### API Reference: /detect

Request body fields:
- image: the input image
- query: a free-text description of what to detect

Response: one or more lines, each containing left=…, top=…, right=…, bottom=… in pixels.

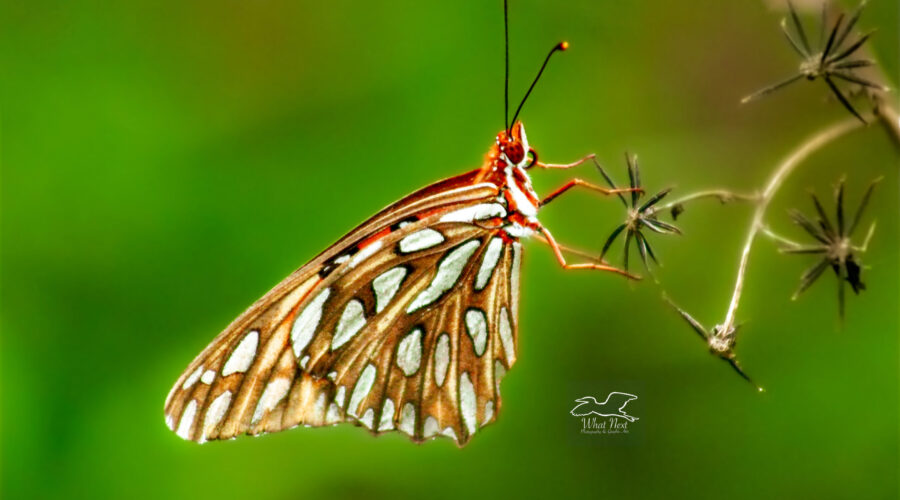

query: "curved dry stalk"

left=873, top=97, right=900, bottom=148
left=651, top=190, right=760, bottom=216
left=720, top=115, right=868, bottom=334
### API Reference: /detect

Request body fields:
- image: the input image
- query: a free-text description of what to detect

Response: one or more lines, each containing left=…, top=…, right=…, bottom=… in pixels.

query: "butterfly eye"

left=525, top=148, right=538, bottom=169
left=505, top=142, right=525, bottom=165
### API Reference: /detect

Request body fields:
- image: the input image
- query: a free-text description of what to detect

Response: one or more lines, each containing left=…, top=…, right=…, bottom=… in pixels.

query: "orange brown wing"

left=165, top=171, right=522, bottom=446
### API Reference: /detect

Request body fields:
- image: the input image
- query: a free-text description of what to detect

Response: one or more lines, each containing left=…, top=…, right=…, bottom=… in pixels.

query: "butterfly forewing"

left=164, top=171, right=521, bottom=446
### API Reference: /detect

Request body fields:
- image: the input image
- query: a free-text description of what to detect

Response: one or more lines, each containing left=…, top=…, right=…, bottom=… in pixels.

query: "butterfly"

left=164, top=2, right=637, bottom=447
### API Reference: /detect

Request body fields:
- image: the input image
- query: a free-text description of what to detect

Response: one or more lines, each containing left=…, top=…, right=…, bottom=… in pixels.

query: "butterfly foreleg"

left=539, top=179, right=639, bottom=207
left=534, top=153, right=596, bottom=170
left=538, top=226, right=639, bottom=280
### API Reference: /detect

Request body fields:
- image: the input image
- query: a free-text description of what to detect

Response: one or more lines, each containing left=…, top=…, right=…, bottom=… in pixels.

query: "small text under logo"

left=570, top=392, right=639, bottom=435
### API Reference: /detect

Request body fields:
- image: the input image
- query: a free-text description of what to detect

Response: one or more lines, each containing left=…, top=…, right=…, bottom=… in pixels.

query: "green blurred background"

left=2, top=0, right=898, bottom=498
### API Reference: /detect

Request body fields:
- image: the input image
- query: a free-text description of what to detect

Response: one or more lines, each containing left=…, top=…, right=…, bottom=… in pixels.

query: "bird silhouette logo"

left=570, top=393, right=639, bottom=422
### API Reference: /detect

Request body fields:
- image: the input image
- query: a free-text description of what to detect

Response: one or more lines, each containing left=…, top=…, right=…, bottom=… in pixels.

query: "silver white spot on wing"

left=334, top=386, right=346, bottom=407
left=326, top=403, right=342, bottom=424
left=433, top=333, right=450, bottom=387
left=465, top=308, right=488, bottom=356
left=378, top=398, right=395, bottom=431
left=291, top=288, right=331, bottom=357
left=440, top=203, right=507, bottom=223
left=182, top=366, right=203, bottom=390
left=222, top=330, right=258, bottom=376
left=407, top=240, right=481, bottom=313
left=483, top=400, right=494, bottom=427
left=359, top=408, right=375, bottom=429
left=399, top=402, right=416, bottom=436
left=203, top=390, right=232, bottom=438
left=396, top=328, right=423, bottom=376
left=424, top=416, right=439, bottom=438
left=314, top=392, right=327, bottom=416
left=299, top=355, right=310, bottom=370
left=510, top=242, right=522, bottom=317
left=442, top=427, right=457, bottom=440
left=474, top=237, right=504, bottom=290
left=399, top=229, right=444, bottom=253
left=252, top=378, right=290, bottom=425
left=460, top=372, right=477, bottom=436
left=176, top=400, right=198, bottom=440
left=372, top=267, right=407, bottom=313
left=494, top=360, right=507, bottom=392
left=349, top=240, right=383, bottom=268
left=348, top=364, right=376, bottom=417
left=200, top=370, right=216, bottom=385
left=499, top=306, right=515, bottom=364
left=332, top=299, right=366, bottom=350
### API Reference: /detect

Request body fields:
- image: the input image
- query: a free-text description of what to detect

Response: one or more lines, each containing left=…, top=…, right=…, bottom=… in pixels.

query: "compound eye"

left=506, top=142, right=525, bottom=164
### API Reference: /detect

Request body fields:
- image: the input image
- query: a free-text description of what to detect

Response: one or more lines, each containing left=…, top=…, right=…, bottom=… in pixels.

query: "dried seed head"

left=784, top=177, right=879, bottom=321
left=597, top=155, right=679, bottom=274
left=742, top=1, right=887, bottom=123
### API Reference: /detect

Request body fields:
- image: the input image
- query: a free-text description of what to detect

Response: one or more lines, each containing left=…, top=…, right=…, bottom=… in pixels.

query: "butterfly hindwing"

left=298, top=226, right=520, bottom=445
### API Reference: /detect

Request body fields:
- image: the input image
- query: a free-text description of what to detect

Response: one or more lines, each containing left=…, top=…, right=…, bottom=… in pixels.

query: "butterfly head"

left=496, top=121, right=536, bottom=169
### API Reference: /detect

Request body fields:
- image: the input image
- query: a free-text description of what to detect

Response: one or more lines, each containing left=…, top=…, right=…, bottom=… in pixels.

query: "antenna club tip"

left=559, top=41, right=569, bottom=51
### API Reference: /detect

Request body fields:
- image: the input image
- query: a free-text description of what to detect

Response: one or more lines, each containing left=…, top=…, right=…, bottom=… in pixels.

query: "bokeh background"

left=2, top=1, right=898, bottom=498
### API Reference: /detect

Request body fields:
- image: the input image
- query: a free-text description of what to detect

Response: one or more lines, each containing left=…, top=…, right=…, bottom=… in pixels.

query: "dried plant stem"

left=863, top=64, right=899, bottom=147
left=873, top=96, right=900, bottom=148
left=759, top=225, right=804, bottom=248
left=720, top=115, right=868, bottom=334
left=653, top=190, right=759, bottom=214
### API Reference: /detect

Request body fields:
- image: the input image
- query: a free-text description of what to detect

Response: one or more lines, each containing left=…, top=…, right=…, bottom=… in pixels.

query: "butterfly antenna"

left=504, top=0, right=510, bottom=134
left=510, top=41, right=568, bottom=127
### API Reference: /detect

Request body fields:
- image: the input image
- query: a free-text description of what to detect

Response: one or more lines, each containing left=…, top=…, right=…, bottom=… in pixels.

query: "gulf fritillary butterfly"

left=164, top=1, right=637, bottom=447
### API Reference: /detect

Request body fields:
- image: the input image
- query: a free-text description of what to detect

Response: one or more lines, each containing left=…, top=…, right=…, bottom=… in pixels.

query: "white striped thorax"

left=495, top=123, right=542, bottom=238
left=504, top=168, right=538, bottom=218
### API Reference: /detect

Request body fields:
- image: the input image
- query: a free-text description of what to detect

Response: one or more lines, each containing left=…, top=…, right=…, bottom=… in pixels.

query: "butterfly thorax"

left=478, top=122, right=541, bottom=239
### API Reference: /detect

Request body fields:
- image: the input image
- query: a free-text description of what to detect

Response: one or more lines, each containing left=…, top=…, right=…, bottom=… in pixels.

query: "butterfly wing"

left=165, top=170, right=522, bottom=446
left=294, top=224, right=521, bottom=445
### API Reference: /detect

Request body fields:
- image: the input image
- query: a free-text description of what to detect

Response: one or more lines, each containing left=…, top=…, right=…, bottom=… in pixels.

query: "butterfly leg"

left=538, top=226, right=639, bottom=279
left=532, top=233, right=605, bottom=262
left=540, top=179, right=639, bottom=207
left=535, top=153, right=596, bottom=170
